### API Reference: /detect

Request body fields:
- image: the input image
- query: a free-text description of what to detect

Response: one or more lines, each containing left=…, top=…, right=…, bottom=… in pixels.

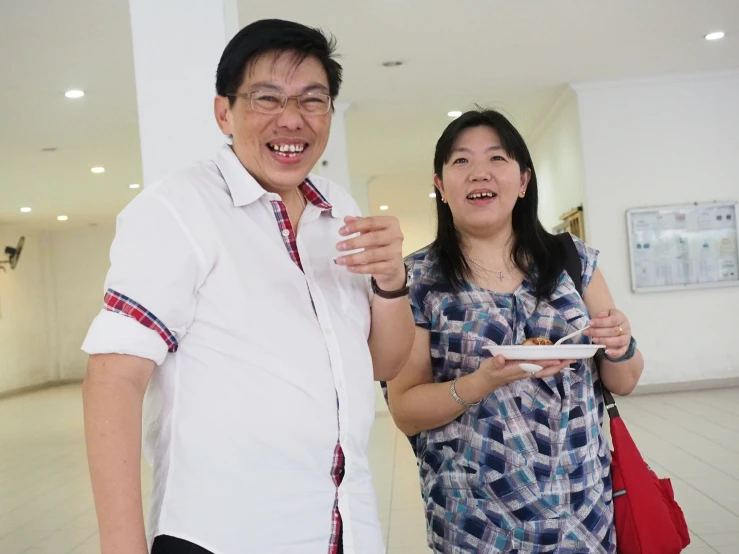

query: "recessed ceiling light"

left=382, top=61, right=403, bottom=67
left=65, top=89, right=85, bottom=99
left=705, top=31, right=725, bottom=41
left=91, top=166, right=105, bottom=174
left=57, top=215, right=68, bottom=221
left=41, top=147, right=58, bottom=152
left=379, top=205, right=389, bottom=211
left=429, top=192, right=437, bottom=198
left=20, top=207, right=32, bottom=213
left=448, top=111, right=462, bottom=117
left=129, top=183, right=141, bottom=189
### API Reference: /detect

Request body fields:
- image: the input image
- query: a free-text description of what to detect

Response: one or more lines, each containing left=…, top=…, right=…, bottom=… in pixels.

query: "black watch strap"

left=371, top=265, right=410, bottom=299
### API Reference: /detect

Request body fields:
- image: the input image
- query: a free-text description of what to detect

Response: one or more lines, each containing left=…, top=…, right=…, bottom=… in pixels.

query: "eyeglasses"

left=227, top=91, right=333, bottom=115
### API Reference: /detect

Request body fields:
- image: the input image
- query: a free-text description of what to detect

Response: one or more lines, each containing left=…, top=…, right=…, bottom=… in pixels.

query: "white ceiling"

left=2, top=0, right=738, bottom=230
left=0, top=0, right=141, bottom=229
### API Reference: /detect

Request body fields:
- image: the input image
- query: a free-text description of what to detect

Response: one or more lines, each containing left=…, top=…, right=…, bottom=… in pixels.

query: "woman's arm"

left=386, top=327, right=570, bottom=436
left=582, top=267, right=644, bottom=396
left=387, top=328, right=479, bottom=436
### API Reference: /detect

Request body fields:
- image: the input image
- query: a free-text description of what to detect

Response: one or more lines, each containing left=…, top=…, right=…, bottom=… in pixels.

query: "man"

left=82, top=19, right=414, bottom=554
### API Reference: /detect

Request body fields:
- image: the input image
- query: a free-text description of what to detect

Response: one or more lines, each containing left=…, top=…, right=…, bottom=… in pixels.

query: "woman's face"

left=435, top=125, right=530, bottom=235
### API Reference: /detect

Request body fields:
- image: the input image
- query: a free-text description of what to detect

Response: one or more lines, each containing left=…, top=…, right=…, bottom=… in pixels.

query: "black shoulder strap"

left=556, top=233, right=583, bottom=297
left=555, top=233, right=619, bottom=415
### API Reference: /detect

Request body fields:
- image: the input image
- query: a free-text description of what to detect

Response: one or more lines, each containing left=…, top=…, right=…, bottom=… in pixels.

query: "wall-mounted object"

left=0, top=236, right=25, bottom=272
left=555, top=205, right=585, bottom=241
left=626, top=202, right=738, bottom=293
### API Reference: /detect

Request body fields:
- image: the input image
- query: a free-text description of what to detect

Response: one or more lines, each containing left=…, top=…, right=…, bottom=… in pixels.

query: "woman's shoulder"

left=405, top=245, right=438, bottom=278
left=567, top=233, right=598, bottom=259
left=404, top=245, right=445, bottom=299
left=564, top=233, right=600, bottom=290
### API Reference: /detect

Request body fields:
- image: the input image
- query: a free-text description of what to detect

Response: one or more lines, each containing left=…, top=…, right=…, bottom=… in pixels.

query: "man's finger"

left=338, top=246, right=397, bottom=267
left=337, top=230, right=394, bottom=253
left=345, top=261, right=396, bottom=275
left=339, top=216, right=393, bottom=236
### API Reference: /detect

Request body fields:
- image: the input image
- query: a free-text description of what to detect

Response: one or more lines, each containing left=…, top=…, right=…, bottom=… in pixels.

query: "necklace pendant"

left=497, top=271, right=505, bottom=282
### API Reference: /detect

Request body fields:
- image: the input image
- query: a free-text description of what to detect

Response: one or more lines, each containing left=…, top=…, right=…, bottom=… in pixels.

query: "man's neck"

left=284, top=187, right=308, bottom=231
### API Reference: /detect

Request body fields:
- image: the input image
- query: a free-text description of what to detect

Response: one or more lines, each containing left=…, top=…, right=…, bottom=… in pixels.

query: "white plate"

left=482, top=344, right=605, bottom=360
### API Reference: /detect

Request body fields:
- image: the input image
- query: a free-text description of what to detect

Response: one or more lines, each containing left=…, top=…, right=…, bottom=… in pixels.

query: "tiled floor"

left=1, top=384, right=739, bottom=553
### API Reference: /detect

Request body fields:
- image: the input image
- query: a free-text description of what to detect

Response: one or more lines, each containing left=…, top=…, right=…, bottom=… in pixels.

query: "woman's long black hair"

left=430, top=108, right=567, bottom=300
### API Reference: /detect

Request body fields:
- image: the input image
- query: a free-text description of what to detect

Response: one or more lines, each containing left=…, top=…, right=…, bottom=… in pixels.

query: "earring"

left=519, top=191, right=526, bottom=198
left=441, top=197, right=448, bottom=203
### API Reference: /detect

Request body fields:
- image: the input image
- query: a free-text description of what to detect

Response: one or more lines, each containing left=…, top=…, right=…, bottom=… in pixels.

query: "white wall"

left=0, top=227, right=56, bottom=392
left=529, top=89, right=587, bottom=232
left=398, top=210, right=436, bottom=257
left=50, top=224, right=115, bottom=381
left=0, top=224, right=113, bottom=394
left=575, top=71, right=739, bottom=386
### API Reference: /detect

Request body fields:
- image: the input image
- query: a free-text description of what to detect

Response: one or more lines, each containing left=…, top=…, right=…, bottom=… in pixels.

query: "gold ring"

left=618, top=325, right=623, bottom=336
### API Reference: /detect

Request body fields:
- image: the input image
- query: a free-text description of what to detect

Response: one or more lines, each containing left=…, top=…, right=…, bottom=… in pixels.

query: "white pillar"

left=128, top=0, right=240, bottom=185
left=315, top=102, right=352, bottom=188
left=313, top=102, right=370, bottom=213
left=317, top=102, right=360, bottom=201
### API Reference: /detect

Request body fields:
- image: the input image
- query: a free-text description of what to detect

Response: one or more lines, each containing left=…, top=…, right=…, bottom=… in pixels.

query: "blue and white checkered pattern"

left=395, top=235, right=615, bottom=553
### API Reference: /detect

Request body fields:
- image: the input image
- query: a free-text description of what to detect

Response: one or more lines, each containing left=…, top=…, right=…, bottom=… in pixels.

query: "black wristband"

left=371, top=264, right=410, bottom=299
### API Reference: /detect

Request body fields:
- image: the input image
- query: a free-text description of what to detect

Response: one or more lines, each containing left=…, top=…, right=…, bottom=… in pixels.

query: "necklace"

left=466, top=255, right=509, bottom=282
left=297, top=188, right=307, bottom=210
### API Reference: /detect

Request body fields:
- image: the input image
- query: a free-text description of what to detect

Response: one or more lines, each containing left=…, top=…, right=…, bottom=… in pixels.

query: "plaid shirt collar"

left=215, top=144, right=347, bottom=218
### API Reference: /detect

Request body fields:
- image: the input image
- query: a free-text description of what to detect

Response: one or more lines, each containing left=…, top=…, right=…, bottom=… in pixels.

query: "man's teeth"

left=269, top=143, right=306, bottom=157
left=467, top=192, right=497, bottom=199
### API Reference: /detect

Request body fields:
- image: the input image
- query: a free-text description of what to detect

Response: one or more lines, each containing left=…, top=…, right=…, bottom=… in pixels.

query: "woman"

left=385, top=109, right=644, bottom=553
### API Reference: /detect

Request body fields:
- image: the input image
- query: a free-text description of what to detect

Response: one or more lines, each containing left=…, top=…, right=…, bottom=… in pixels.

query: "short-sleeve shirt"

left=398, top=235, right=615, bottom=553
left=82, top=144, right=384, bottom=554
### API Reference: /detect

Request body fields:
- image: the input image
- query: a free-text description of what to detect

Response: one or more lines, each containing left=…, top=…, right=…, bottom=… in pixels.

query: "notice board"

left=626, top=202, right=738, bottom=293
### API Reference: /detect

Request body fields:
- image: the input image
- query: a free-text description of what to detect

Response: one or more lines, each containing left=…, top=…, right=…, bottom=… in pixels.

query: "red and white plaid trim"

left=103, top=289, right=178, bottom=352
left=328, top=441, right=346, bottom=554
left=300, top=179, right=332, bottom=211
left=270, top=200, right=304, bottom=269
left=270, top=179, right=333, bottom=272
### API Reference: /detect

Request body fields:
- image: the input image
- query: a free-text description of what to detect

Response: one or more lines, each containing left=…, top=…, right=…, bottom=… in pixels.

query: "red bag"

left=604, top=388, right=691, bottom=553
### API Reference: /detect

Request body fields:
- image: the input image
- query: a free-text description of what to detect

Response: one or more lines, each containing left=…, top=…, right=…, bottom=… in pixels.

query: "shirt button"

left=281, top=229, right=290, bottom=237
left=324, top=327, right=333, bottom=336
left=337, top=379, right=344, bottom=389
